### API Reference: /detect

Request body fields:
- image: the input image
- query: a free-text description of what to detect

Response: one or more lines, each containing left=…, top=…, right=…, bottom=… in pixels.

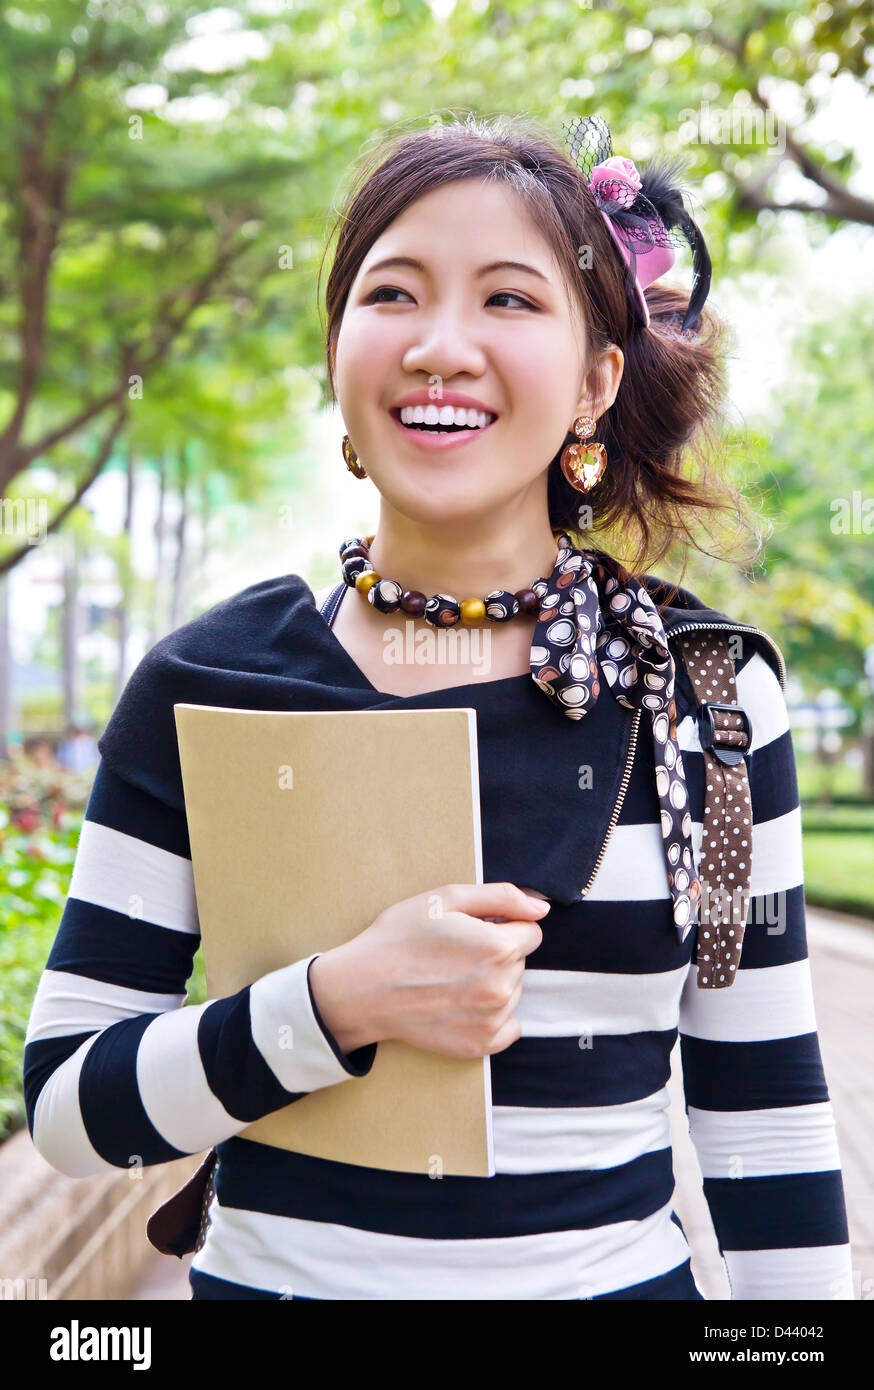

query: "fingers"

left=430, top=881, right=551, bottom=921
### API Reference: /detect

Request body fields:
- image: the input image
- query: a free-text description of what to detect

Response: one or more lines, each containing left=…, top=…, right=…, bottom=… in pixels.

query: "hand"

left=309, top=882, right=548, bottom=1061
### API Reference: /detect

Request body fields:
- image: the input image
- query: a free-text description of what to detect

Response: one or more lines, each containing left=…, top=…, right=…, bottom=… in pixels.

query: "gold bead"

left=459, top=598, right=486, bottom=624
left=355, top=570, right=380, bottom=595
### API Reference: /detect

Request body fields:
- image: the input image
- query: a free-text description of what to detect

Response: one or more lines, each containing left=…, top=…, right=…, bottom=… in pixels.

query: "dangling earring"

left=342, top=434, right=367, bottom=479
left=560, top=415, right=607, bottom=493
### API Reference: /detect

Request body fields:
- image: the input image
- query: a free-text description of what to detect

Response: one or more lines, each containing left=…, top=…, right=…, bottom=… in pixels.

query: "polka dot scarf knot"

left=530, top=532, right=702, bottom=944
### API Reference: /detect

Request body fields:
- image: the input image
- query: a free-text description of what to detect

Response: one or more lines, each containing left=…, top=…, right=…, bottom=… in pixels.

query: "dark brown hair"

left=319, top=112, right=765, bottom=595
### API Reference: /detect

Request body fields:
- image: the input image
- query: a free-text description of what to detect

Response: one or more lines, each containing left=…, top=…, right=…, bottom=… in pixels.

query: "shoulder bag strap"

left=674, top=633, right=754, bottom=990
left=319, top=582, right=346, bottom=626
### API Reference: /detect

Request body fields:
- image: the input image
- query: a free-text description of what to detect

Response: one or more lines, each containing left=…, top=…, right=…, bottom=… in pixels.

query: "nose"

left=401, top=301, right=486, bottom=382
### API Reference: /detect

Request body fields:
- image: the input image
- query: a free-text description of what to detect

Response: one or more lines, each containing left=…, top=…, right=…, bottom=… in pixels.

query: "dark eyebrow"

left=361, top=255, right=551, bottom=284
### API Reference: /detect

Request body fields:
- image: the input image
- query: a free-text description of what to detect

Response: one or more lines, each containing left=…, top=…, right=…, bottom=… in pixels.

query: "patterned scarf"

left=530, top=533, right=702, bottom=944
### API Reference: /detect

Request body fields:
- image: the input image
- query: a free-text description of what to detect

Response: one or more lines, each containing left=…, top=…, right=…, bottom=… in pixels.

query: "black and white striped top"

left=23, top=571, right=853, bottom=1299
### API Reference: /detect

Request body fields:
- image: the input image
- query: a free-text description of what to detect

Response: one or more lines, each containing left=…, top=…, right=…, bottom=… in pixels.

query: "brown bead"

left=400, top=590, right=426, bottom=616
left=515, top=588, right=540, bottom=614
left=340, top=544, right=368, bottom=561
left=436, top=608, right=459, bottom=627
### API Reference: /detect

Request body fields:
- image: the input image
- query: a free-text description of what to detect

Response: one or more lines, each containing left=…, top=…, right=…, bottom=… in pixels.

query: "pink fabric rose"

left=590, top=155, right=641, bottom=209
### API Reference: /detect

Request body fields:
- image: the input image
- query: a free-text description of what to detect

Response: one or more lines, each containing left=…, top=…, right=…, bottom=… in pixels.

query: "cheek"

left=334, top=316, right=370, bottom=390
left=500, top=338, right=579, bottom=460
left=335, top=315, right=402, bottom=423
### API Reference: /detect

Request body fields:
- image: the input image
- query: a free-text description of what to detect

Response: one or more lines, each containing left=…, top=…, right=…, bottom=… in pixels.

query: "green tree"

left=1, top=0, right=871, bottom=582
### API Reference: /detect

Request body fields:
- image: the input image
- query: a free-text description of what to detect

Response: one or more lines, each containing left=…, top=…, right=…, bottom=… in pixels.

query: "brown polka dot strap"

left=146, top=1147, right=218, bottom=1258
left=676, top=633, right=754, bottom=990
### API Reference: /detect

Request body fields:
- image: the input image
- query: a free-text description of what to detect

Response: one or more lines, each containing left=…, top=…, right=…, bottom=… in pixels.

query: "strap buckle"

left=698, top=701, right=752, bottom=767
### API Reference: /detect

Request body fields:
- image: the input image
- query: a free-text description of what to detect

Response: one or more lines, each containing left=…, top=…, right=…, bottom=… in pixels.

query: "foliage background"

left=1, top=0, right=872, bottom=1140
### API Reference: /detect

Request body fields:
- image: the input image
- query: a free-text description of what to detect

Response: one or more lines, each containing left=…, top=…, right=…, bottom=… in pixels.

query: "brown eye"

left=365, top=286, right=413, bottom=303
left=488, top=292, right=536, bottom=309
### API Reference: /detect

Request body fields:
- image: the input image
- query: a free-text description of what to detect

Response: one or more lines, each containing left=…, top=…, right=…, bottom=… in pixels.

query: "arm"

left=23, top=759, right=378, bottom=1179
left=677, top=651, right=853, bottom=1300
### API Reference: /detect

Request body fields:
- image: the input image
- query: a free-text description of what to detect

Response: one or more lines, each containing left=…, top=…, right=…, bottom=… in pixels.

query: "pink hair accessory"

left=588, top=154, right=674, bottom=326
left=561, top=114, right=713, bottom=334
left=590, top=156, right=642, bottom=207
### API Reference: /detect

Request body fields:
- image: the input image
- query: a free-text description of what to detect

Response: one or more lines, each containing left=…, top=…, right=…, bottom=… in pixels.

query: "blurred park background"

left=0, top=0, right=872, bottom=1300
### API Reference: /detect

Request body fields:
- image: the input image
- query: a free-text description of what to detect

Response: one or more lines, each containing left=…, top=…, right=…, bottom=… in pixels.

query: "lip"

left=390, top=388, right=500, bottom=415
left=389, top=408, right=499, bottom=452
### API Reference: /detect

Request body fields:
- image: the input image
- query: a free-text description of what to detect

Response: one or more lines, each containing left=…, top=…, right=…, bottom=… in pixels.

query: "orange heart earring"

left=560, top=415, right=607, bottom=492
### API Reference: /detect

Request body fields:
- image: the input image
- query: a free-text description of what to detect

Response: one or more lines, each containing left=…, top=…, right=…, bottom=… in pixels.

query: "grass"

left=801, top=825, right=874, bottom=922
left=795, top=747, right=868, bottom=802
left=792, top=748, right=874, bottom=919
left=0, top=791, right=207, bottom=1145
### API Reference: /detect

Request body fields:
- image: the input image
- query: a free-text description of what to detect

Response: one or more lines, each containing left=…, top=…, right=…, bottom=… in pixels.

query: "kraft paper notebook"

left=174, top=703, right=494, bottom=1178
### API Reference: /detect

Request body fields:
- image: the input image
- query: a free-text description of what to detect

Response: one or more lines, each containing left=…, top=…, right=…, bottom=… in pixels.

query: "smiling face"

left=332, top=177, right=621, bottom=531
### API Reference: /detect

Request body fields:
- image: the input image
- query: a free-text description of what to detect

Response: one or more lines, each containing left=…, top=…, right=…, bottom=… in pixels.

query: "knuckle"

left=472, top=979, right=505, bottom=1011
left=482, top=932, right=515, bottom=968
left=452, top=1034, right=481, bottom=1061
left=473, top=967, right=515, bottom=1010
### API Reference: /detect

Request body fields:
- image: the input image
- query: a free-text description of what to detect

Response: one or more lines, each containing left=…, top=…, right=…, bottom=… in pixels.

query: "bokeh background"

left=1, top=0, right=872, bottom=1301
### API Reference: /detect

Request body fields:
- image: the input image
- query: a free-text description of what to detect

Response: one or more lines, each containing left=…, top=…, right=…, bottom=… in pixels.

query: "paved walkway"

left=802, top=907, right=874, bottom=1298
left=670, top=906, right=874, bottom=1299
left=132, top=905, right=874, bottom=1300
left=131, top=1248, right=192, bottom=1299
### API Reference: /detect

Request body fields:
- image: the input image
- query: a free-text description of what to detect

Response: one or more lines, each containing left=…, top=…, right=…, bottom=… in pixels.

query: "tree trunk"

left=200, top=472, right=209, bottom=589
left=0, top=573, right=10, bottom=760
left=62, top=528, right=80, bottom=730
left=148, top=452, right=166, bottom=651
left=861, top=713, right=874, bottom=798
left=115, top=444, right=135, bottom=703
left=170, top=443, right=189, bottom=631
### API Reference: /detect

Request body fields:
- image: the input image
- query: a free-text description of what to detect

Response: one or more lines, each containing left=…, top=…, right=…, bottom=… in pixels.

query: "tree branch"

left=732, top=83, right=874, bottom=226
left=0, top=228, right=245, bottom=488
left=0, top=402, right=129, bottom=580
left=605, top=3, right=874, bottom=227
left=0, top=101, right=74, bottom=457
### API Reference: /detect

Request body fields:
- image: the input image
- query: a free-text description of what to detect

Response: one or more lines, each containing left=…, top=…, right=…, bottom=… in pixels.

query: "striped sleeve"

left=677, top=650, right=854, bottom=1300
left=22, top=758, right=377, bottom=1179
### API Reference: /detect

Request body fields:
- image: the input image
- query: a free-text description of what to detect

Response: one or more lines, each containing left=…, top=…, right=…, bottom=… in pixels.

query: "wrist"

left=308, top=941, right=386, bottom=1054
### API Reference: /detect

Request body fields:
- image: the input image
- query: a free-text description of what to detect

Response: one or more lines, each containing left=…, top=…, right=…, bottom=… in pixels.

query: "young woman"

left=23, top=113, right=852, bottom=1301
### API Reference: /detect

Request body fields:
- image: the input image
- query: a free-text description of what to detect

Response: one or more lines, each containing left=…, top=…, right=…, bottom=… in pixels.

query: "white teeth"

left=398, top=404, right=495, bottom=428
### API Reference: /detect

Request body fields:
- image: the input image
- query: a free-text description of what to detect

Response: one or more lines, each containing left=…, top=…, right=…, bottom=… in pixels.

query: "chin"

left=387, top=469, right=496, bottom=512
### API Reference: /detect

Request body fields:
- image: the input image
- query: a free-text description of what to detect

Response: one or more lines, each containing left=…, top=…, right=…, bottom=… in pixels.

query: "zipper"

left=579, top=618, right=784, bottom=898
left=580, top=705, right=642, bottom=898
left=663, top=619, right=787, bottom=691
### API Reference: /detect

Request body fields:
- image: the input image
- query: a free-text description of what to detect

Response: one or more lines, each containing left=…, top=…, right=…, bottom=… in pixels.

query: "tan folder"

left=174, top=703, right=494, bottom=1177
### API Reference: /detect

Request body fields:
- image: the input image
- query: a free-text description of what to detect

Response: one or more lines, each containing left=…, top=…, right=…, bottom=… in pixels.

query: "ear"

left=576, top=343, right=624, bottom=418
